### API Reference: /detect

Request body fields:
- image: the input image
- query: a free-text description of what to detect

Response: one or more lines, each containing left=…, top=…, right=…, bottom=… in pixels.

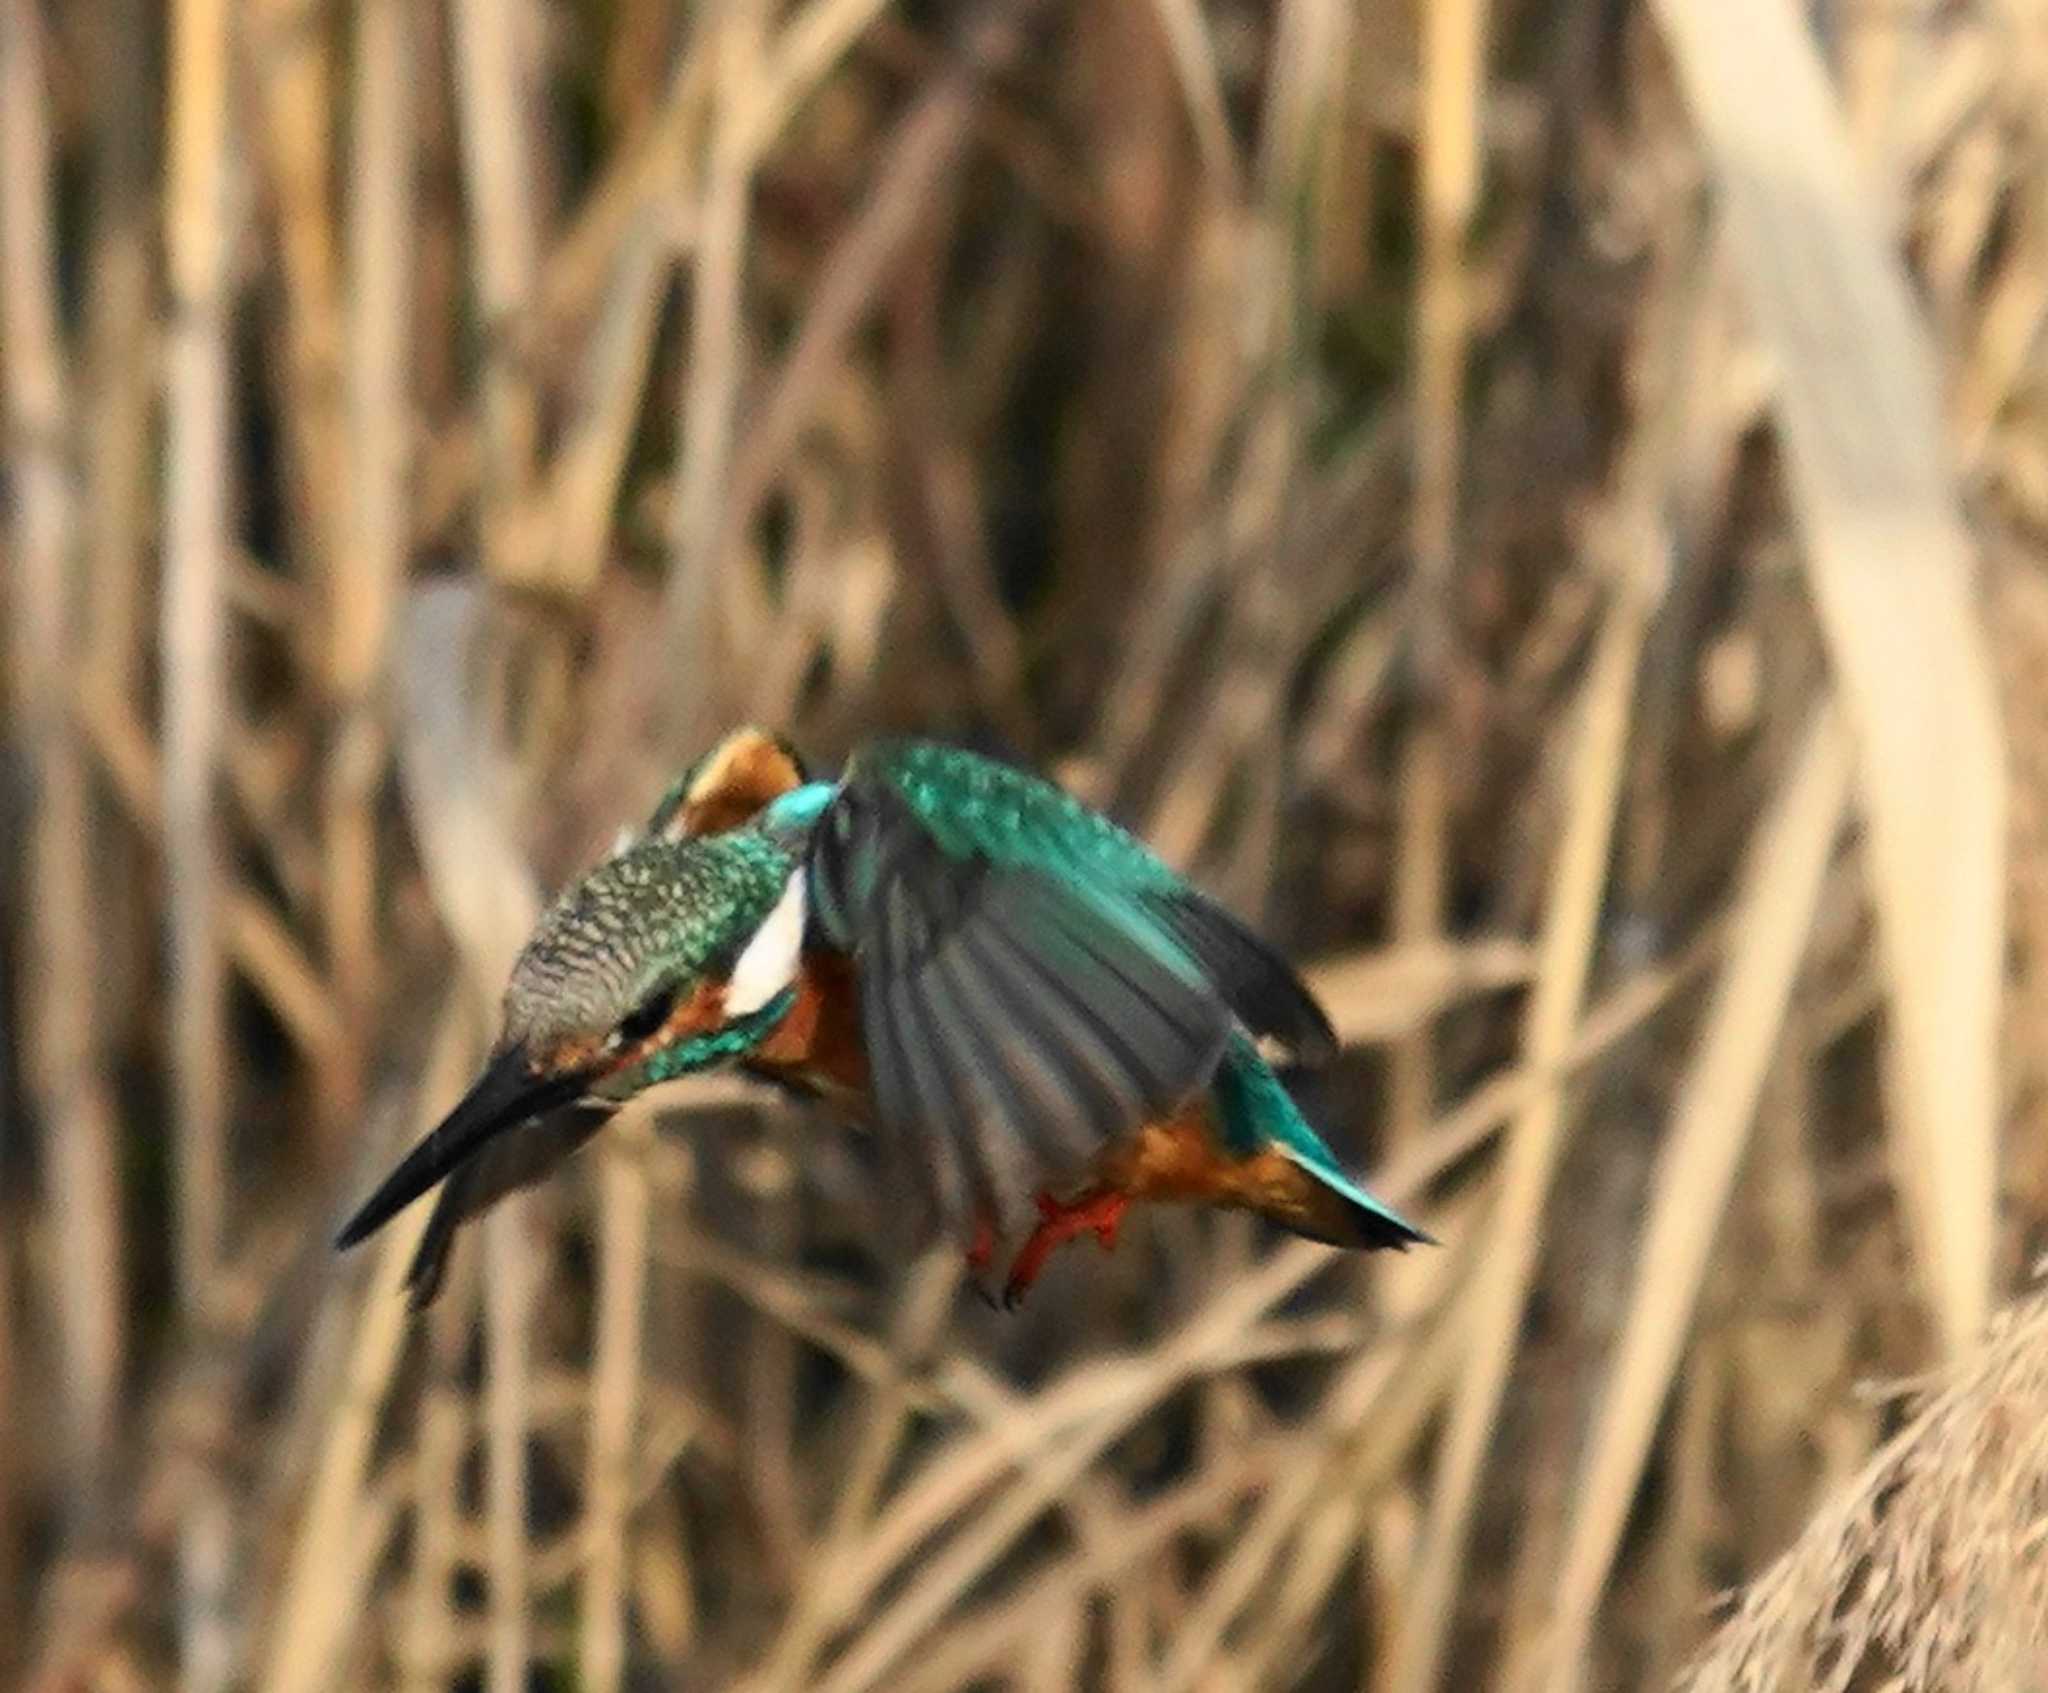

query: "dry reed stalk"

left=550, top=217, right=675, bottom=593
left=69, top=0, right=158, bottom=1231
left=664, top=0, right=945, bottom=679
left=159, top=0, right=244, bottom=1665
left=745, top=0, right=904, bottom=157
left=483, top=1202, right=535, bottom=1693
left=1304, top=937, right=1532, bottom=1043
left=662, top=0, right=769, bottom=733
left=1229, top=1283, right=1489, bottom=1689
left=632, top=1502, right=698, bottom=1662
left=806, top=1409, right=1154, bottom=1693
left=1114, top=0, right=1346, bottom=899
left=1392, top=555, right=1662, bottom=1692
left=248, top=0, right=346, bottom=573
left=326, top=0, right=418, bottom=1116
left=1390, top=0, right=1484, bottom=1155
left=710, top=0, right=1040, bottom=654
left=1257, top=0, right=1349, bottom=228
left=746, top=1162, right=809, bottom=1582
left=401, top=1256, right=475, bottom=1693
left=0, top=0, right=126, bottom=1526
left=258, top=1014, right=460, bottom=1693
left=1953, top=182, right=2048, bottom=469
left=1154, top=1202, right=1484, bottom=1691
left=80, top=0, right=155, bottom=721
left=1652, top=0, right=2006, bottom=1356
left=1141, top=0, right=1240, bottom=193
left=537, top=52, right=706, bottom=345
left=1541, top=705, right=1851, bottom=1691
left=267, top=585, right=539, bottom=1693
left=779, top=1298, right=1327, bottom=1687
left=577, top=1113, right=654, bottom=1693
left=178, top=1488, right=237, bottom=1693
left=886, top=195, right=1032, bottom=742
left=884, top=1454, right=1280, bottom=1693
left=391, top=584, right=543, bottom=990
left=654, top=1237, right=921, bottom=1400
left=1483, top=174, right=1723, bottom=1687
left=794, top=1192, right=1471, bottom=1693
left=600, top=0, right=672, bottom=129
left=161, top=0, right=235, bottom=1310
left=249, top=0, right=350, bottom=1128
left=745, top=1254, right=963, bottom=1692
left=68, top=689, right=348, bottom=1064
left=400, top=586, right=546, bottom=1693
left=451, top=0, right=548, bottom=585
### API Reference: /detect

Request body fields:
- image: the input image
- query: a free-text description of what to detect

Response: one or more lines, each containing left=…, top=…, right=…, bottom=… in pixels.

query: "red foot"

left=1001, top=1190, right=1129, bottom=1309
left=964, top=1213, right=996, bottom=1274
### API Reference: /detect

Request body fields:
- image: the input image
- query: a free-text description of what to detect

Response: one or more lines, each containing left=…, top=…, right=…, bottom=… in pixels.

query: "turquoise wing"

left=802, top=749, right=1236, bottom=1239
left=838, top=740, right=1336, bottom=1063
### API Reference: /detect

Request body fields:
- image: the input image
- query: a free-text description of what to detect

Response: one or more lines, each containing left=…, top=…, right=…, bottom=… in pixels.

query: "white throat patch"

left=726, top=871, right=807, bottom=1015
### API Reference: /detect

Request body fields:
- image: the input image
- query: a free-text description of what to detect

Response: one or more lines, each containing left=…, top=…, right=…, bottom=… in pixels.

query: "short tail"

left=1212, top=1035, right=1433, bottom=1251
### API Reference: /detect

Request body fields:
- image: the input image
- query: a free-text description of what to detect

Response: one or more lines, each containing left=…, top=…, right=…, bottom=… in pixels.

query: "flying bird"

left=336, top=728, right=1428, bottom=1307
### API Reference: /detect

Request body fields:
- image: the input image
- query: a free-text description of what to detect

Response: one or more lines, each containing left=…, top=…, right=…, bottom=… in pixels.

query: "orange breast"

left=743, top=978, right=1345, bottom=1243
left=1091, top=1104, right=1343, bottom=1238
left=1093, top=1106, right=1250, bottom=1200
left=744, top=948, right=871, bottom=1107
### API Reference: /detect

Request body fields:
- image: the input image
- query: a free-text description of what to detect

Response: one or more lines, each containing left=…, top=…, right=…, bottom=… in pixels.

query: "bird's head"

left=334, top=831, right=805, bottom=1249
left=500, top=830, right=804, bottom=1095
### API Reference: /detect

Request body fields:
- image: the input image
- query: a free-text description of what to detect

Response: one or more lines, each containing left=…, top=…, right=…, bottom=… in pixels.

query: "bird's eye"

left=615, top=985, right=678, bottom=1047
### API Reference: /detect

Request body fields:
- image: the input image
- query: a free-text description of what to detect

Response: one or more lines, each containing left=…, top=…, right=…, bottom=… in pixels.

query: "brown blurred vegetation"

left=2, top=0, right=2046, bottom=1688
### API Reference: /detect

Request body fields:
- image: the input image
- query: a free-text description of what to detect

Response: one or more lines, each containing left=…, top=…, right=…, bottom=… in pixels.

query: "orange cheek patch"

left=543, top=979, right=731, bottom=1083
left=650, top=979, right=728, bottom=1049
left=675, top=734, right=805, bottom=836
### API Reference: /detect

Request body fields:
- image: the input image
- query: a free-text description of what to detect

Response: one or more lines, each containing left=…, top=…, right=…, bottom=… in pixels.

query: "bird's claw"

left=997, top=1189, right=1129, bottom=1310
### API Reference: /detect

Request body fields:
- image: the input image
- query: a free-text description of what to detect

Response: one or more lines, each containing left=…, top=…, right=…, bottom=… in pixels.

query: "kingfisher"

left=336, top=728, right=1428, bottom=1308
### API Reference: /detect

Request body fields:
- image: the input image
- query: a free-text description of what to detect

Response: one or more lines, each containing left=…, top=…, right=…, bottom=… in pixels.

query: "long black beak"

left=334, top=1043, right=593, bottom=1250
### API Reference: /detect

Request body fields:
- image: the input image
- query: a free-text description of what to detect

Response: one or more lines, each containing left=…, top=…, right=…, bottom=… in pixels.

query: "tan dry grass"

left=1543, top=704, right=1852, bottom=1690
left=1, top=1, right=2044, bottom=1689
left=1680, top=1282, right=2048, bottom=1693
left=1654, top=0, right=2007, bottom=1367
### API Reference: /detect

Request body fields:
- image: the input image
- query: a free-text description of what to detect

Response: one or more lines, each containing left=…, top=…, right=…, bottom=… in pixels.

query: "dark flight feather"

left=809, top=767, right=1233, bottom=1239
left=1140, top=890, right=1337, bottom=1063
left=847, top=740, right=1336, bottom=1064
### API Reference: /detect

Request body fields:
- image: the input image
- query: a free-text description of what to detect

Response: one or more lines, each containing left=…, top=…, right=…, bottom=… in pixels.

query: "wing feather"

left=945, top=921, right=1108, bottom=1172
left=858, top=885, right=966, bottom=1230
left=809, top=766, right=1232, bottom=1242
left=1144, top=891, right=1337, bottom=1063
left=852, top=739, right=1336, bottom=1062
left=907, top=948, right=1034, bottom=1227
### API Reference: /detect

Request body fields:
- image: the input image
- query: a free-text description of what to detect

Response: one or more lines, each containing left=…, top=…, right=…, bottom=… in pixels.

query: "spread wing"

left=801, top=741, right=1323, bottom=1240
left=844, top=740, right=1335, bottom=1061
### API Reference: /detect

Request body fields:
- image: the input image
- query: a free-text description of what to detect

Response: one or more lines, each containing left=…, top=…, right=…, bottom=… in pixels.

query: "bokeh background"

left=4, top=0, right=2047, bottom=1688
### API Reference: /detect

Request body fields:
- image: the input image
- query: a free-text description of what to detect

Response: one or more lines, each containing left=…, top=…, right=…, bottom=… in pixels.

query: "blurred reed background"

left=2, top=0, right=2046, bottom=1688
